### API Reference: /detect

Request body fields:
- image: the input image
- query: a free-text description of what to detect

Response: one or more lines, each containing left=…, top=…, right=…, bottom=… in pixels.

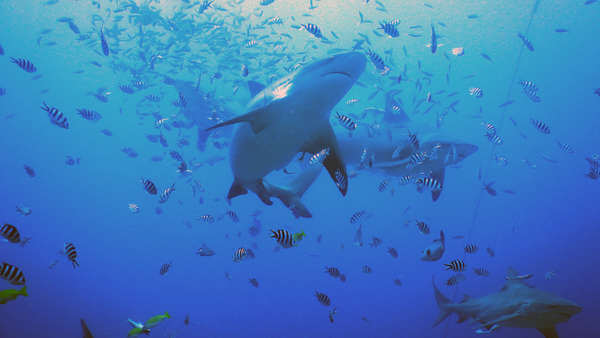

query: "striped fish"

left=119, top=84, right=134, bottom=94
left=378, top=21, right=399, bottom=38
left=366, top=49, right=389, bottom=75
left=300, top=23, right=323, bottom=38
left=520, top=80, right=541, bottom=102
left=65, top=242, right=79, bottom=268
left=482, top=122, right=497, bottom=136
left=1, top=224, right=20, bottom=243
left=325, top=266, right=341, bottom=278
left=464, top=243, right=479, bottom=254
left=556, top=141, right=575, bottom=154
left=518, top=33, right=534, bottom=51
left=334, top=168, right=347, bottom=192
left=487, top=133, right=503, bottom=145
left=197, top=0, right=214, bottom=13
left=197, top=215, right=215, bottom=223
left=416, top=177, right=442, bottom=191
left=245, top=40, right=258, bottom=48
left=226, top=210, right=239, bottom=223
left=408, top=131, right=419, bottom=150
left=446, top=273, right=466, bottom=286
left=416, top=221, right=430, bottom=234
left=10, top=57, right=36, bottom=72
left=76, top=108, right=102, bottom=121
left=399, top=175, right=416, bottom=185
left=141, top=178, right=158, bottom=195
left=335, top=112, right=358, bottom=131
left=315, top=291, right=331, bottom=306
left=377, top=179, right=389, bottom=192
left=474, top=267, right=490, bottom=276
left=41, top=102, right=69, bottom=129
left=159, top=184, right=175, bottom=204
left=270, top=229, right=300, bottom=248
left=145, top=94, right=161, bottom=102
left=350, top=210, right=367, bottom=224
left=407, top=152, right=428, bottom=168
left=309, top=148, right=330, bottom=165
left=530, top=119, right=550, bottom=134
left=468, top=87, right=483, bottom=98
left=159, top=262, right=171, bottom=275
left=444, top=259, right=466, bottom=272
left=0, top=263, right=26, bottom=285
left=233, top=247, right=248, bottom=262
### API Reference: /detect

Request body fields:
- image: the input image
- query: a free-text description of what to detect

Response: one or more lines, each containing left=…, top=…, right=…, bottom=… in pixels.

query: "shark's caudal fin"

left=80, top=318, right=94, bottom=338
left=537, top=327, right=558, bottom=338
left=264, top=166, right=323, bottom=218
left=432, top=276, right=453, bottom=327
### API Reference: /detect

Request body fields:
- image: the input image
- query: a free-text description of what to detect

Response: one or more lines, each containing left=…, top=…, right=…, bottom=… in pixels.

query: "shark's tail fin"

left=432, top=276, right=453, bottom=327
left=264, top=166, right=322, bottom=218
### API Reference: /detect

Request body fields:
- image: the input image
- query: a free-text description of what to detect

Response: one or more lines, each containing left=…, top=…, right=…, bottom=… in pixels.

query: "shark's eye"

left=426, top=249, right=431, bottom=256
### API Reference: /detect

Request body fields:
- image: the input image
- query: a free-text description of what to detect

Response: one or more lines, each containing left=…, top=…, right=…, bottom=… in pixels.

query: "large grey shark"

left=206, top=52, right=366, bottom=210
left=432, top=269, right=582, bottom=337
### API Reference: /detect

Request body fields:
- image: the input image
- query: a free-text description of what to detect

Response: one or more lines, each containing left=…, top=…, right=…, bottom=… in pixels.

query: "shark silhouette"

left=432, top=269, right=581, bottom=337
left=206, top=52, right=366, bottom=210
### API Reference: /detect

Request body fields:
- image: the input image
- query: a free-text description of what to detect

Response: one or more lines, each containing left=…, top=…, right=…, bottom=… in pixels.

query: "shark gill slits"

left=315, top=291, right=331, bottom=306
left=0, top=262, right=26, bottom=285
left=65, top=242, right=79, bottom=268
left=1, top=224, right=21, bottom=243
left=444, top=259, right=466, bottom=272
left=141, top=178, right=158, bottom=195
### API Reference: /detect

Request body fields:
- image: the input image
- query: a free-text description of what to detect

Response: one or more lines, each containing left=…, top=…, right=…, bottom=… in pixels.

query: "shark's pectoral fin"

left=431, top=167, right=445, bottom=201
left=302, top=123, right=348, bottom=196
left=205, top=107, right=271, bottom=134
left=227, top=181, right=248, bottom=200
left=248, top=80, right=266, bottom=98
left=537, top=327, right=558, bottom=338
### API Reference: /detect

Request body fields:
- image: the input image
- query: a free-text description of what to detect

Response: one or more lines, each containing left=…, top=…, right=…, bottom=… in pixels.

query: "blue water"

left=1, top=0, right=599, bottom=337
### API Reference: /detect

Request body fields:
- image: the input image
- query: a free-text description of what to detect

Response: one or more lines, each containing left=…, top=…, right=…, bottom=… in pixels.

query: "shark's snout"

left=324, top=52, right=366, bottom=80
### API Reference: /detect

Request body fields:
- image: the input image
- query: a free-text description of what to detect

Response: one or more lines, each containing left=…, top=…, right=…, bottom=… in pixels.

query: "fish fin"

left=432, top=276, right=453, bottom=327
left=537, top=327, right=558, bottom=338
left=205, top=106, right=271, bottom=134
left=254, top=179, right=273, bottom=205
left=302, top=123, right=348, bottom=196
left=227, top=181, right=248, bottom=200
left=247, top=80, right=266, bottom=97
left=431, top=168, right=445, bottom=201
left=80, top=318, right=94, bottom=338
left=263, top=166, right=322, bottom=218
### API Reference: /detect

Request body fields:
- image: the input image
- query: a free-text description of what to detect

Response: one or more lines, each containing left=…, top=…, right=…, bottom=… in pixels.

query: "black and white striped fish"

left=315, top=291, right=331, bottom=306
left=377, top=179, right=389, bottom=192
left=159, top=184, right=175, bottom=204
left=335, top=112, right=358, bottom=131
left=464, top=243, right=479, bottom=254
left=350, top=210, right=367, bottom=224
left=300, top=23, right=323, bottom=38
left=325, top=266, right=341, bottom=278
left=408, top=131, right=419, bottom=150
left=76, top=108, right=102, bottom=121
left=41, top=102, right=69, bottom=129
left=197, top=215, right=215, bottom=224
left=444, top=259, right=466, bottom=272
left=519, top=80, right=541, bottom=102
left=270, top=229, right=296, bottom=248
left=173, top=92, right=187, bottom=107
left=556, top=141, right=575, bottom=154
left=119, top=84, right=134, bottom=94
left=159, top=262, right=171, bottom=275
left=416, top=177, right=442, bottom=191
left=530, top=119, right=551, bottom=134
left=0, top=262, right=26, bottom=285
left=309, top=148, right=330, bottom=165
left=1, top=224, right=21, bottom=243
left=446, top=273, right=466, bottom=286
left=487, top=133, right=503, bottom=145
left=226, top=210, right=239, bottom=223
left=141, top=178, right=158, bottom=195
left=145, top=94, right=161, bottom=102
left=416, top=221, right=430, bottom=235
left=233, top=247, right=248, bottom=262
left=366, top=49, right=389, bottom=75
left=407, top=152, right=428, bottom=168
left=518, top=33, right=534, bottom=51
left=64, top=242, right=79, bottom=268
left=378, top=21, right=399, bottom=38
left=468, top=87, right=483, bottom=98
left=197, top=0, right=214, bottom=14
left=10, top=57, right=36, bottom=72
left=482, top=122, right=497, bottom=136
left=399, top=175, right=416, bottom=185
left=473, top=267, right=490, bottom=277
left=334, top=168, right=347, bottom=192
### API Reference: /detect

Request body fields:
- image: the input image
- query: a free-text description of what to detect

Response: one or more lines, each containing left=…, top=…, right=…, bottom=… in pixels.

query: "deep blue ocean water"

left=0, top=0, right=599, bottom=337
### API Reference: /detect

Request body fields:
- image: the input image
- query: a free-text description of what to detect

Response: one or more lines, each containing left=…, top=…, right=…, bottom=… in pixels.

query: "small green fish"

left=0, top=286, right=27, bottom=304
left=144, top=312, right=170, bottom=329
left=293, top=231, right=306, bottom=243
left=127, top=327, right=148, bottom=337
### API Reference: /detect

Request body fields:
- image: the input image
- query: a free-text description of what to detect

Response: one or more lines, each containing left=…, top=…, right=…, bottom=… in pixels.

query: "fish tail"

left=20, top=285, right=28, bottom=296
left=164, top=312, right=171, bottom=318
left=432, top=276, right=453, bottom=327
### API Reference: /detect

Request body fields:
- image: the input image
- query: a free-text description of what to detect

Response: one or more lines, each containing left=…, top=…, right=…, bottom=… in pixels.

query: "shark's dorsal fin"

left=302, top=123, right=348, bottom=196
left=80, top=318, right=94, bottom=338
left=205, top=106, right=271, bottom=134
left=537, top=327, right=558, bottom=338
left=248, top=80, right=266, bottom=98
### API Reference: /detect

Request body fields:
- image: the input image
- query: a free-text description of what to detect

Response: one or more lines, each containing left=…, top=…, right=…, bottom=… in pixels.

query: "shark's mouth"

left=323, top=71, right=353, bottom=78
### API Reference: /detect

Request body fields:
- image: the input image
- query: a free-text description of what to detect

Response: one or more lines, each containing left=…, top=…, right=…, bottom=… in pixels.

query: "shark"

left=206, top=52, right=366, bottom=210
left=432, top=269, right=582, bottom=338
